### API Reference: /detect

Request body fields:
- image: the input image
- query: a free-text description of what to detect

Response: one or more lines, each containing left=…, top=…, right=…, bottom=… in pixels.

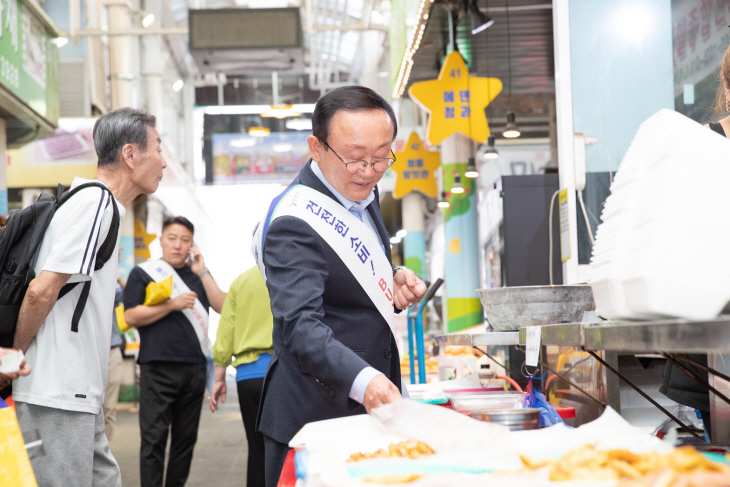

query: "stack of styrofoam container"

left=589, top=109, right=730, bottom=321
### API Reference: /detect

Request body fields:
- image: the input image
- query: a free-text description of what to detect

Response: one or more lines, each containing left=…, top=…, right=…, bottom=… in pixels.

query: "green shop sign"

left=0, top=0, right=60, bottom=129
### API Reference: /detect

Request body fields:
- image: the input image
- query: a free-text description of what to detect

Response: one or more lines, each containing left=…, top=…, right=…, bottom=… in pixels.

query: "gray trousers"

left=16, top=401, right=122, bottom=487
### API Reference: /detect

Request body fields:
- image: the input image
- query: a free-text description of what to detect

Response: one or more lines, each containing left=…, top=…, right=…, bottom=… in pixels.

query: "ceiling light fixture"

left=395, top=229, right=408, bottom=239
left=248, top=127, right=271, bottom=137
left=285, top=118, right=312, bottom=131
left=437, top=191, right=450, bottom=208
left=483, top=135, right=499, bottom=159
left=172, top=79, right=184, bottom=92
left=451, top=173, right=465, bottom=194
left=390, top=236, right=403, bottom=245
left=469, top=0, right=494, bottom=35
left=503, top=0, right=521, bottom=139
left=142, top=13, right=155, bottom=28
left=464, top=157, right=479, bottom=178
left=52, top=37, right=68, bottom=47
left=261, top=104, right=302, bottom=119
left=503, top=112, right=521, bottom=138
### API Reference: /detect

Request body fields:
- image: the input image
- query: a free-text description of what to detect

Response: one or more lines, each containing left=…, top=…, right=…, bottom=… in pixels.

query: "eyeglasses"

left=323, top=141, right=396, bottom=174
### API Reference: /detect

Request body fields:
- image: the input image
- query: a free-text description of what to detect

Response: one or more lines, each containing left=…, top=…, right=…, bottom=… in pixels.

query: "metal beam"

left=309, top=23, right=388, bottom=32
left=59, top=22, right=386, bottom=38
left=58, top=27, right=189, bottom=36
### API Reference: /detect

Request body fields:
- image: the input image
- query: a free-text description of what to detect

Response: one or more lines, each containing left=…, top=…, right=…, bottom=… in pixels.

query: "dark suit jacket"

left=257, top=160, right=402, bottom=444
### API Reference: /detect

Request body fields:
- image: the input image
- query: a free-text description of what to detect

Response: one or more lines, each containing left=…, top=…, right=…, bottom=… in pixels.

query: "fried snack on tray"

left=347, top=440, right=435, bottom=462
left=520, top=445, right=730, bottom=485
left=362, top=473, right=424, bottom=484
left=442, top=346, right=477, bottom=357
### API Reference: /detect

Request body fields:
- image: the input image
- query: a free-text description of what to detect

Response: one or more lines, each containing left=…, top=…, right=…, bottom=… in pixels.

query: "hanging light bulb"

left=503, top=112, right=521, bottom=138
left=451, top=173, right=465, bottom=194
left=437, top=191, right=450, bottom=208
left=483, top=135, right=499, bottom=159
left=248, top=127, right=271, bottom=137
left=464, top=157, right=479, bottom=178
left=142, top=13, right=155, bottom=28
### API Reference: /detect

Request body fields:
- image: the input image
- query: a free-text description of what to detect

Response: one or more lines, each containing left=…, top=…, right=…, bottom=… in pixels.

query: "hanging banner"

left=0, top=0, right=60, bottom=124
left=391, top=132, right=440, bottom=199
left=408, top=51, right=502, bottom=146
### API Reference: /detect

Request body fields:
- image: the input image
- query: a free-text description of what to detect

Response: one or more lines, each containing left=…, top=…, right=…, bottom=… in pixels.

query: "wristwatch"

left=197, top=267, right=210, bottom=278
left=392, top=266, right=403, bottom=277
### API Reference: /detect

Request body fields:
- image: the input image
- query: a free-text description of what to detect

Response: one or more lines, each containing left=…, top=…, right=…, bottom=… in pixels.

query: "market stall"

left=279, top=400, right=730, bottom=486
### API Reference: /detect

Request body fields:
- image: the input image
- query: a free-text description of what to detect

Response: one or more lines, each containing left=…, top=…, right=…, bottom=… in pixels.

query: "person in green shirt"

left=209, top=266, right=274, bottom=487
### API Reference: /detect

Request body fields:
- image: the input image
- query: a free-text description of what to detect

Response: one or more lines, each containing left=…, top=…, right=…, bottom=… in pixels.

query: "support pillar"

left=108, top=4, right=134, bottom=110
left=401, top=193, right=426, bottom=281
left=441, top=134, right=482, bottom=332
left=108, top=2, right=137, bottom=274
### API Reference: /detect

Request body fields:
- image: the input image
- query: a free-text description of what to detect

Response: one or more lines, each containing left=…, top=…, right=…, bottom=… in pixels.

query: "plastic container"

left=448, top=392, right=523, bottom=413
left=470, top=408, right=541, bottom=431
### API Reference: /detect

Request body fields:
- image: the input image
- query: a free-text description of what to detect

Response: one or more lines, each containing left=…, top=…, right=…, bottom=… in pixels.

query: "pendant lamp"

left=483, top=135, right=499, bottom=159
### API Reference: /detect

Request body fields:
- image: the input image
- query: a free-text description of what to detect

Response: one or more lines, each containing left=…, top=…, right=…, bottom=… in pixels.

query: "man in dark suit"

left=258, top=86, right=427, bottom=486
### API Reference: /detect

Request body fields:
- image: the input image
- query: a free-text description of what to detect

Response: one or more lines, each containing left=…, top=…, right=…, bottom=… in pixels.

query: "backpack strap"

left=55, top=182, right=121, bottom=332
left=70, top=281, right=91, bottom=333
left=94, top=193, right=120, bottom=272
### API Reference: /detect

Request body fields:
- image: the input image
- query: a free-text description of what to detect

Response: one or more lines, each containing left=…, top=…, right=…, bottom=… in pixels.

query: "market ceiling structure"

left=400, top=0, right=555, bottom=139
left=179, top=0, right=555, bottom=140
left=172, top=0, right=390, bottom=106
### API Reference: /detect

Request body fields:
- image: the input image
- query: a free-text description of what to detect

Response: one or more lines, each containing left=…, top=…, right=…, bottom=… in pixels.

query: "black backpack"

left=0, top=182, right=120, bottom=350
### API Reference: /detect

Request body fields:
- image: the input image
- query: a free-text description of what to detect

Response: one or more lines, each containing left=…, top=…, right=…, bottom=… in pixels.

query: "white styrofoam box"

left=623, top=276, right=730, bottom=321
left=589, top=109, right=730, bottom=320
left=590, top=278, right=641, bottom=320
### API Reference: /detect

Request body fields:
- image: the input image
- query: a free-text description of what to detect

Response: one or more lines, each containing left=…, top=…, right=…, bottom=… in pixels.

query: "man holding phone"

left=123, top=216, right=226, bottom=487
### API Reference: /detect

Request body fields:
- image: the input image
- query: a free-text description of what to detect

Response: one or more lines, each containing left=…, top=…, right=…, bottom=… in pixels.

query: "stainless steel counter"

left=437, top=317, right=730, bottom=352
left=517, top=323, right=583, bottom=347
left=434, top=316, right=730, bottom=444
left=583, top=318, right=730, bottom=353
left=433, top=331, right=519, bottom=347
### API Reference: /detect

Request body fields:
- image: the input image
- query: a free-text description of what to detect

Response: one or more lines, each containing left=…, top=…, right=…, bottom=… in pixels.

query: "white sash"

left=253, top=184, right=396, bottom=340
left=137, top=259, right=212, bottom=359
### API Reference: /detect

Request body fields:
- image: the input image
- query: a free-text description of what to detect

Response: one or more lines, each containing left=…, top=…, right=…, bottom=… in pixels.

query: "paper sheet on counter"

left=295, top=400, right=673, bottom=487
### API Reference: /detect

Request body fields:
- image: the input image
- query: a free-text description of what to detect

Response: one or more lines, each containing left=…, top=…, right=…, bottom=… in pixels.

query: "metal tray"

left=478, top=285, right=595, bottom=331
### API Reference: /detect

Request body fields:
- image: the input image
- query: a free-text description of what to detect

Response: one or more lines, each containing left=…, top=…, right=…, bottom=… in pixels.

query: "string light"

left=393, top=0, right=432, bottom=98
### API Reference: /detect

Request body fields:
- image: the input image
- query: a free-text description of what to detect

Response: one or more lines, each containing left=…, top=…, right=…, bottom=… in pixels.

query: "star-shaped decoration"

left=391, top=132, right=441, bottom=199
left=408, top=51, right=502, bottom=146
left=134, top=220, right=157, bottom=260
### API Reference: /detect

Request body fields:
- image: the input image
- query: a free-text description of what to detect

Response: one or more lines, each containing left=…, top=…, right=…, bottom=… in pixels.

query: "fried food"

left=520, top=444, right=730, bottom=486
left=347, top=440, right=435, bottom=462
left=362, top=473, right=424, bottom=483
left=400, top=355, right=438, bottom=375
left=442, top=346, right=478, bottom=357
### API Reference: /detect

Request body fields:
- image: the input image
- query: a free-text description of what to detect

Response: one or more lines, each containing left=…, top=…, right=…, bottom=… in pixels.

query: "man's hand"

left=170, top=292, right=197, bottom=311
left=209, top=379, right=227, bottom=412
left=363, top=374, right=401, bottom=414
left=393, top=268, right=427, bottom=310
left=0, top=348, right=31, bottom=389
left=189, top=247, right=206, bottom=275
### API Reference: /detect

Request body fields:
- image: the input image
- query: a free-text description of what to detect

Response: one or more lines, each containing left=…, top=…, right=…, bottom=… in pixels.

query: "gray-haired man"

left=12, top=108, right=166, bottom=487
